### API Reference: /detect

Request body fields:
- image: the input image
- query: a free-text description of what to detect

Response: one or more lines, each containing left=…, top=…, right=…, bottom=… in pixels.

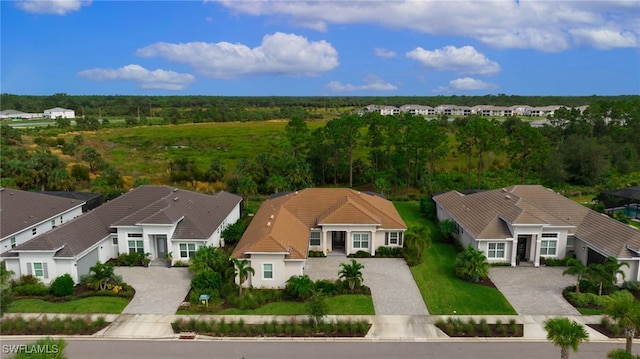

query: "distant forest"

left=2, top=93, right=639, bottom=120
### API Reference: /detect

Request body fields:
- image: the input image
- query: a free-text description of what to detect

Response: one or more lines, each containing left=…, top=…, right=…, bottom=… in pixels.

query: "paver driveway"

left=489, top=266, right=580, bottom=315
left=305, top=256, right=429, bottom=315
left=115, top=266, right=192, bottom=314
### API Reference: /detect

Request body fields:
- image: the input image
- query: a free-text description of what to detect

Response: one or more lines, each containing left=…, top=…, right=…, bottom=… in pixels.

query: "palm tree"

left=544, top=317, right=589, bottom=359
left=563, top=258, right=588, bottom=293
left=455, top=245, right=489, bottom=283
left=285, top=275, right=315, bottom=300
left=266, top=174, right=288, bottom=194
left=403, top=226, right=431, bottom=260
left=237, top=177, right=258, bottom=207
left=604, top=256, right=629, bottom=286
left=88, top=261, right=116, bottom=291
left=338, top=259, right=365, bottom=291
left=230, top=258, right=254, bottom=297
left=606, top=290, right=640, bottom=354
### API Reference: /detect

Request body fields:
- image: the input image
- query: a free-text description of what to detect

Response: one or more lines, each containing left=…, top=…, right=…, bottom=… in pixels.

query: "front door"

left=156, top=235, right=167, bottom=259
left=516, top=235, right=528, bottom=262
left=332, top=231, right=345, bottom=250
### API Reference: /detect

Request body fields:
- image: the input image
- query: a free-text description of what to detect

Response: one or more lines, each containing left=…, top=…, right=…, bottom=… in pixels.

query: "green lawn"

left=394, top=201, right=517, bottom=315
left=8, top=297, right=129, bottom=314
left=206, top=295, right=374, bottom=315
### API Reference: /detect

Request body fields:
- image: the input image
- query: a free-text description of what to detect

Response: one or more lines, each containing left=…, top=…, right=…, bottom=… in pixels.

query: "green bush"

left=347, top=250, right=371, bottom=258
left=13, top=275, right=42, bottom=287
left=622, top=280, right=640, bottom=292
left=50, top=274, right=75, bottom=297
left=375, top=246, right=404, bottom=257
left=419, top=197, right=437, bottom=220
left=191, top=271, right=223, bottom=293
left=314, top=279, right=342, bottom=296
left=13, top=284, right=50, bottom=297
left=308, top=250, right=326, bottom=257
left=285, top=275, right=315, bottom=300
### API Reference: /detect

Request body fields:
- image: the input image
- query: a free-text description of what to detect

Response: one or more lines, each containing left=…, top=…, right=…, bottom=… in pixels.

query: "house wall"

left=620, top=259, right=640, bottom=283
left=247, top=253, right=286, bottom=289
left=477, top=239, right=514, bottom=264
left=12, top=252, right=59, bottom=285
left=218, top=202, right=242, bottom=246
left=170, top=240, right=205, bottom=263
left=4, top=258, right=21, bottom=278
left=54, top=258, right=77, bottom=282
left=284, top=260, right=305, bottom=280
left=1, top=206, right=83, bottom=253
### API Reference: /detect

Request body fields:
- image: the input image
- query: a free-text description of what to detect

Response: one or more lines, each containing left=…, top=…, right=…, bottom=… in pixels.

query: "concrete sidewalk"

left=2, top=313, right=614, bottom=342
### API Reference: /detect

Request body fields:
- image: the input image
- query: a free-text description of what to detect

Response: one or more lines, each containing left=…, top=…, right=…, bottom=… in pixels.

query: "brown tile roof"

left=3, top=186, right=241, bottom=258
left=231, top=188, right=406, bottom=260
left=433, top=185, right=640, bottom=258
left=0, top=188, right=85, bottom=239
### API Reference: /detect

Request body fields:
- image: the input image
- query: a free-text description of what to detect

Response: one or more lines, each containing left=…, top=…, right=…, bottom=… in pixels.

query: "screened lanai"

left=598, top=186, right=640, bottom=220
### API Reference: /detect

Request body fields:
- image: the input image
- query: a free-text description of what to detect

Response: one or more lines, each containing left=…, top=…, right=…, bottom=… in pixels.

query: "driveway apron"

left=115, top=267, right=192, bottom=315
left=489, top=266, right=580, bottom=315
left=305, top=256, right=429, bottom=315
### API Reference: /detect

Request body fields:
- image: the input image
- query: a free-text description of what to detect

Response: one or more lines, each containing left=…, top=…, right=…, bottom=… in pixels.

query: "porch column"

left=510, top=238, right=517, bottom=267
left=533, top=235, right=541, bottom=267
left=321, top=229, right=327, bottom=254
left=370, top=230, right=376, bottom=256
left=345, top=230, right=351, bottom=255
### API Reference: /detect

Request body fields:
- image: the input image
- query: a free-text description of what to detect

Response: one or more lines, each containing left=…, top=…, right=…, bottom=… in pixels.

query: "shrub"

left=285, top=275, right=315, bottom=300
left=50, top=274, right=75, bottom=297
left=348, top=250, right=371, bottom=258
left=314, top=279, right=342, bottom=296
left=13, top=284, right=50, bottom=297
left=308, top=251, right=326, bottom=257
left=420, top=197, right=437, bottom=220
left=622, top=280, right=640, bottom=292
left=191, top=271, right=223, bottom=293
left=13, top=275, right=43, bottom=287
left=375, top=246, right=404, bottom=257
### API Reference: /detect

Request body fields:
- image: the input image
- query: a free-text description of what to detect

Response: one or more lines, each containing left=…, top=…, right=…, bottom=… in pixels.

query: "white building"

left=44, top=107, right=75, bottom=119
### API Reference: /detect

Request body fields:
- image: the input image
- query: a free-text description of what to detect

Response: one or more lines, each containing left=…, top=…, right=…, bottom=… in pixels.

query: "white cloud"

left=214, top=0, right=640, bottom=51
left=16, top=0, right=91, bottom=15
left=327, top=74, right=397, bottom=93
left=434, top=77, right=499, bottom=93
left=569, top=28, right=638, bottom=49
left=77, top=64, right=196, bottom=91
left=136, top=32, right=339, bottom=79
left=406, top=46, right=501, bottom=76
left=374, top=48, right=396, bottom=59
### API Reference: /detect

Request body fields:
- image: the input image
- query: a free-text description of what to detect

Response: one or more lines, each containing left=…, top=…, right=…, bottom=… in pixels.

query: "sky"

left=1, top=0, right=639, bottom=96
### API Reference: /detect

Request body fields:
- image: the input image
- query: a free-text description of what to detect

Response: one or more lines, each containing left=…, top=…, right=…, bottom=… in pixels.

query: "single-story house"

left=2, top=186, right=242, bottom=284
left=44, top=107, right=75, bottom=119
left=231, top=188, right=407, bottom=289
left=433, top=185, right=640, bottom=282
left=1, top=188, right=85, bottom=254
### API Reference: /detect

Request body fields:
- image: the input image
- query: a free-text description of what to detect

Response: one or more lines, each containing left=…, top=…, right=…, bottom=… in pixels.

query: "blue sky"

left=1, top=0, right=639, bottom=96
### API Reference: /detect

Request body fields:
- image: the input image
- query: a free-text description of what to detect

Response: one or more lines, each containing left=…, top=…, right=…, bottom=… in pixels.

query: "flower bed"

left=1, top=316, right=109, bottom=335
left=435, top=317, right=523, bottom=337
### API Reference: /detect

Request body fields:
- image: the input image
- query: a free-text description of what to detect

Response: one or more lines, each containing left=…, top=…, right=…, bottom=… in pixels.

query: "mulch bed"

left=435, top=323, right=524, bottom=337
left=588, top=324, right=640, bottom=339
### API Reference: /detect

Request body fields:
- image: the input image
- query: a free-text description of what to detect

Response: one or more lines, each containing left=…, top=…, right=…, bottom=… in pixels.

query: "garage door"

left=77, top=248, right=99, bottom=278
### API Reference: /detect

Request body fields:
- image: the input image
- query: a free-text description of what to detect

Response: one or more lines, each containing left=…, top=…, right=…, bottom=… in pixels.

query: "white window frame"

left=389, top=232, right=399, bottom=245
left=112, top=236, right=118, bottom=245
left=352, top=233, right=369, bottom=249
left=179, top=243, right=196, bottom=258
left=128, top=240, right=144, bottom=254
left=10, top=237, right=16, bottom=248
left=309, top=230, right=321, bottom=246
left=487, top=242, right=506, bottom=258
left=127, top=233, right=143, bottom=238
left=263, top=263, right=273, bottom=280
left=540, top=240, right=557, bottom=256
left=28, top=262, right=48, bottom=279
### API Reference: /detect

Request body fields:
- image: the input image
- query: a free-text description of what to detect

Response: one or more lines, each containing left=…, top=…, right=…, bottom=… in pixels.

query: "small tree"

left=0, top=264, right=13, bottom=317
left=437, top=220, right=457, bottom=242
left=606, top=290, right=640, bottom=354
left=230, top=258, right=254, bottom=297
left=221, top=221, right=247, bottom=246
left=338, top=259, right=365, bottom=291
left=544, top=317, right=589, bottom=359
left=455, top=245, right=489, bottom=283
left=306, top=292, right=328, bottom=328
left=403, top=226, right=431, bottom=266
left=563, top=258, right=588, bottom=294
left=188, top=246, right=230, bottom=276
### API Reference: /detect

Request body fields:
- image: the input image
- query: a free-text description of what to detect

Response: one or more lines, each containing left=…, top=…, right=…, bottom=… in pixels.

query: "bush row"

left=12, top=274, right=134, bottom=302
left=172, top=317, right=371, bottom=337
left=1, top=316, right=109, bottom=335
left=435, top=317, right=522, bottom=337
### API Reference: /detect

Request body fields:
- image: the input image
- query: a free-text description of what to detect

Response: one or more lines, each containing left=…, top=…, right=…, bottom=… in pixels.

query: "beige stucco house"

left=433, top=185, right=640, bottom=282
left=231, top=188, right=407, bottom=289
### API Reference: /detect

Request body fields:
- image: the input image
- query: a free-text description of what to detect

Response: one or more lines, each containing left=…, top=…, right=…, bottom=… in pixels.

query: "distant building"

left=44, top=107, right=75, bottom=119
left=0, top=110, right=42, bottom=120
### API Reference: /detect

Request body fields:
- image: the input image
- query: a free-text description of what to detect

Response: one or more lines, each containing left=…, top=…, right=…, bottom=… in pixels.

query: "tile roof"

left=433, top=185, right=640, bottom=258
left=0, top=188, right=84, bottom=239
left=3, top=186, right=241, bottom=258
left=232, top=188, right=406, bottom=260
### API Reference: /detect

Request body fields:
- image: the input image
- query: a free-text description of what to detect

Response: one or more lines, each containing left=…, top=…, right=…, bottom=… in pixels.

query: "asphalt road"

left=0, top=339, right=629, bottom=359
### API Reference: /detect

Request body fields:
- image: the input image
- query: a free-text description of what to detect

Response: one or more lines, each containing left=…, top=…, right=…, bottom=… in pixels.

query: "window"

left=487, top=243, right=505, bottom=258
left=128, top=240, right=144, bottom=254
left=51, top=219, right=57, bottom=228
left=263, top=263, right=273, bottom=279
left=309, top=231, right=321, bottom=246
left=352, top=233, right=369, bottom=249
left=541, top=240, right=557, bottom=256
left=180, top=243, right=196, bottom=258
left=567, top=237, right=574, bottom=247
left=389, top=232, right=398, bottom=245
left=32, top=228, right=37, bottom=235
left=541, top=233, right=558, bottom=238
left=127, top=233, right=143, bottom=238
left=385, top=232, right=403, bottom=246
left=112, top=237, right=118, bottom=245
left=28, top=262, right=48, bottom=279
left=10, top=237, right=16, bottom=248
